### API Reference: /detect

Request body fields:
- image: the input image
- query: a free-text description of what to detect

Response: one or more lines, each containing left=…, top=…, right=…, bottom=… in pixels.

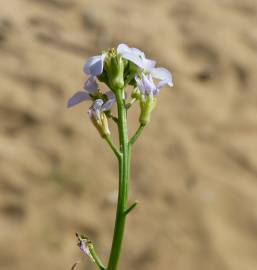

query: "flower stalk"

left=107, top=89, right=130, bottom=270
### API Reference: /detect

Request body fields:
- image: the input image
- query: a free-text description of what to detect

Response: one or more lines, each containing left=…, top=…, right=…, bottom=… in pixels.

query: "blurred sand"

left=0, top=0, right=257, bottom=270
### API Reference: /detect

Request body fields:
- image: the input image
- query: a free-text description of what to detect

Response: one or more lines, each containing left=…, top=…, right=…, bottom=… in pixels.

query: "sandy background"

left=0, top=0, right=257, bottom=270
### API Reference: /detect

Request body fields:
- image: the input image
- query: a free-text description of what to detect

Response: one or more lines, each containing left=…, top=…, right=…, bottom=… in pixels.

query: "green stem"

left=129, top=124, right=145, bottom=145
left=89, top=246, right=106, bottom=270
left=107, top=89, right=130, bottom=270
left=104, top=135, right=121, bottom=159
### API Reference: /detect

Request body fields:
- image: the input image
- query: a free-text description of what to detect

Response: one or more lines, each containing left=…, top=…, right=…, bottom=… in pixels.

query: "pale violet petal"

left=157, top=79, right=171, bottom=90
left=142, top=74, right=156, bottom=95
left=92, top=99, right=104, bottom=110
left=142, top=58, right=156, bottom=70
left=120, top=52, right=144, bottom=68
left=131, top=47, right=145, bottom=58
left=135, top=75, right=145, bottom=95
left=89, top=99, right=104, bottom=120
left=117, top=43, right=145, bottom=59
left=84, top=76, right=98, bottom=93
left=117, top=43, right=131, bottom=54
left=79, top=242, right=91, bottom=257
left=152, top=88, right=159, bottom=96
left=102, top=98, right=116, bottom=111
left=118, top=44, right=154, bottom=70
left=67, top=91, right=90, bottom=108
left=105, top=91, right=115, bottom=100
left=102, top=91, right=116, bottom=111
left=83, top=55, right=101, bottom=74
left=83, top=54, right=106, bottom=76
left=150, top=67, right=173, bottom=86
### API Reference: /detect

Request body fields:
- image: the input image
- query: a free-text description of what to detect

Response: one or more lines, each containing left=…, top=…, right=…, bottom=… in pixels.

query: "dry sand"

left=0, top=0, right=257, bottom=270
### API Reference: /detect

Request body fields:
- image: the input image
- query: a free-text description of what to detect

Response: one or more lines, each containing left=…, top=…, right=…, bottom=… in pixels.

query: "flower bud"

left=139, top=95, right=156, bottom=126
left=91, top=112, right=110, bottom=138
left=88, top=99, right=111, bottom=138
left=105, top=50, right=125, bottom=91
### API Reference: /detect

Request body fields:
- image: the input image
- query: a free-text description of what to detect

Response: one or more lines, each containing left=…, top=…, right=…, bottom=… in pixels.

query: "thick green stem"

left=107, top=90, right=130, bottom=270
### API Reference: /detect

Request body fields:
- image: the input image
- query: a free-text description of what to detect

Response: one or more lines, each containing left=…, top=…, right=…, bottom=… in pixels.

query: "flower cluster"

left=67, top=43, right=173, bottom=135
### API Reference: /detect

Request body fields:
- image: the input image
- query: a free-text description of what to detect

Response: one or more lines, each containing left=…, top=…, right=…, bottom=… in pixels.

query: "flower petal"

left=88, top=99, right=104, bottom=120
left=102, top=98, right=116, bottom=111
left=136, top=74, right=157, bottom=96
left=84, top=76, right=98, bottom=93
left=92, top=99, right=104, bottom=110
left=150, top=67, right=173, bottom=87
left=105, top=91, right=115, bottom=100
left=142, top=74, right=156, bottom=95
left=142, top=58, right=156, bottom=70
left=120, top=51, right=144, bottom=68
left=67, top=91, right=90, bottom=108
left=135, top=75, right=145, bottom=95
left=131, top=47, right=145, bottom=58
left=79, top=241, right=91, bottom=257
left=117, top=43, right=145, bottom=59
left=83, top=54, right=106, bottom=76
left=102, top=91, right=116, bottom=111
left=117, top=44, right=156, bottom=71
left=117, top=43, right=131, bottom=54
left=157, top=79, right=171, bottom=90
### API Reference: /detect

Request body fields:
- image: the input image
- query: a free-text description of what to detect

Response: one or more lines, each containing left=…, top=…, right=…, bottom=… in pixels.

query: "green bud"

left=105, top=50, right=124, bottom=91
left=139, top=95, right=157, bottom=126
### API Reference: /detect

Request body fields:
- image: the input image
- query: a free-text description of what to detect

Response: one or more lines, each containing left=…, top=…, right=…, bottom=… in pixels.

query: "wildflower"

left=135, top=73, right=172, bottom=125
left=117, top=43, right=173, bottom=87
